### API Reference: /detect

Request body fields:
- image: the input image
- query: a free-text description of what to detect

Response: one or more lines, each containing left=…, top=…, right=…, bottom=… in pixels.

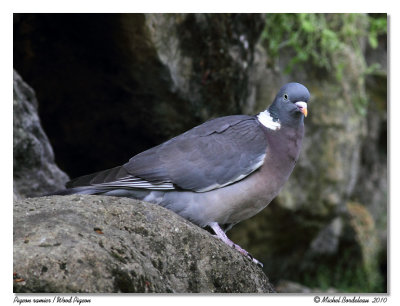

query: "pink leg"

left=209, top=222, right=263, bottom=267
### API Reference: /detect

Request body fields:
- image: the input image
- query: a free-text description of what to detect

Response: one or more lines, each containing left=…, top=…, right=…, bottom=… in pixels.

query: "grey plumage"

left=49, top=82, right=311, bottom=266
left=67, top=115, right=267, bottom=192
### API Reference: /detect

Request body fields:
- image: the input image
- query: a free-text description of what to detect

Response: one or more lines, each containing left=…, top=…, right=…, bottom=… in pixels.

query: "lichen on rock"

left=13, top=195, right=274, bottom=293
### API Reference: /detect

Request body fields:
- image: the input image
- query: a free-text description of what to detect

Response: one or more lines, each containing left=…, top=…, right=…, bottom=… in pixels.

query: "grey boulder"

left=13, top=69, right=69, bottom=198
left=13, top=195, right=274, bottom=293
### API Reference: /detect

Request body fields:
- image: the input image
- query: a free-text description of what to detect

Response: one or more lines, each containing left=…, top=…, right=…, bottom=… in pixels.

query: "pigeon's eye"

left=283, top=94, right=288, bottom=100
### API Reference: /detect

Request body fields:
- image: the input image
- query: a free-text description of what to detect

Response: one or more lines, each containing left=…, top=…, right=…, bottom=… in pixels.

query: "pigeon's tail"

left=43, top=187, right=104, bottom=196
left=43, top=186, right=152, bottom=200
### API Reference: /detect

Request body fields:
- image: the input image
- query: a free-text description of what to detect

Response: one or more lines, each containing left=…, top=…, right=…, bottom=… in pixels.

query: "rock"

left=13, top=195, right=274, bottom=293
left=13, top=13, right=266, bottom=178
left=229, top=14, right=386, bottom=292
left=13, top=70, right=69, bottom=198
left=309, top=217, right=343, bottom=255
left=346, top=202, right=381, bottom=289
left=354, top=31, right=387, bottom=247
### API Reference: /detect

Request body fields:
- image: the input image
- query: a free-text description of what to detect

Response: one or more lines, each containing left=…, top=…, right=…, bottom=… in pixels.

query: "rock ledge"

left=13, top=195, right=274, bottom=293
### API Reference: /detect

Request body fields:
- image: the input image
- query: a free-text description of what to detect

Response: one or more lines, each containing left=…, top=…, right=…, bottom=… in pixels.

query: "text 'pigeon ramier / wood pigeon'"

left=49, top=82, right=310, bottom=267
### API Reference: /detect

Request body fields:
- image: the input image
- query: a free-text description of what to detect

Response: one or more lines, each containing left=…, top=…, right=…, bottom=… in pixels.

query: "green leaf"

left=369, top=35, right=378, bottom=49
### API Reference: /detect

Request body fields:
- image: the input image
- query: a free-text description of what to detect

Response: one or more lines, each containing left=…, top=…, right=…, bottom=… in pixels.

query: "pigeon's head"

left=268, top=82, right=310, bottom=127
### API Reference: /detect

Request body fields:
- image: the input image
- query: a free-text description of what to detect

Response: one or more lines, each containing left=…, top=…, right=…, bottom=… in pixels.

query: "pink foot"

left=209, top=222, right=263, bottom=267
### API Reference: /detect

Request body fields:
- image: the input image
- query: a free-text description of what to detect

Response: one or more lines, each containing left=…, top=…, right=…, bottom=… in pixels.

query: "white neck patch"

left=257, top=110, right=281, bottom=130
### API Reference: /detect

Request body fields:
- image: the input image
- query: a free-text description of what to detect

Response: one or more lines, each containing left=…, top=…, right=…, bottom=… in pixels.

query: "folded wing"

left=67, top=115, right=268, bottom=193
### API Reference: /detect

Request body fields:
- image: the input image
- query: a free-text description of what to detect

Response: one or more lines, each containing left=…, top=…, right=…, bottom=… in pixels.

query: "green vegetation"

left=261, top=14, right=387, bottom=293
left=262, top=13, right=387, bottom=77
left=262, top=13, right=386, bottom=116
left=368, top=15, right=388, bottom=49
left=301, top=249, right=384, bottom=293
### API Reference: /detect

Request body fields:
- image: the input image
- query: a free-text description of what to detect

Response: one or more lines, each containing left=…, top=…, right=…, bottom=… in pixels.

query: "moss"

left=262, top=14, right=386, bottom=74
left=346, top=202, right=382, bottom=291
left=297, top=203, right=384, bottom=293
left=262, top=13, right=387, bottom=115
left=301, top=248, right=384, bottom=293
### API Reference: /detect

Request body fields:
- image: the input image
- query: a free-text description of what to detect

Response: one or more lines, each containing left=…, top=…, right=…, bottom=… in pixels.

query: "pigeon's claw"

left=209, top=222, right=264, bottom=268
left=251, top=257, right=264, bottom=267
left=231, top=243, right=263, bottom=267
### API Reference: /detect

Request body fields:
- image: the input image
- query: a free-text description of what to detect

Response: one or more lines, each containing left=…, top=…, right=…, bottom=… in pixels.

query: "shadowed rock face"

left=13, top=195, right=274, bottom=293
left=13, top=13, right=266, bottom=178
left=13, top=70, right=69, bottom=198
left=230, top=33, right=387, bottom=289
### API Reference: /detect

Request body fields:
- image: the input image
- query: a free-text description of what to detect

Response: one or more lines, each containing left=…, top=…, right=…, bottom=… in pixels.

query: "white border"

left=3, top=2, right=398, bottom=306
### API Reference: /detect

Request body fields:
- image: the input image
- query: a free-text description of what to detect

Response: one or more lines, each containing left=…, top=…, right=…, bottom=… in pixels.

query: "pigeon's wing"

left=67, top=115, right=268, bottom=192
left=65, top=165, right=176, bottom=190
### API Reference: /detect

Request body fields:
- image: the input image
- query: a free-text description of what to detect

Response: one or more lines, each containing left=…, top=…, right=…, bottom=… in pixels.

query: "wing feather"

left=67, top=115, right=268, bottom=192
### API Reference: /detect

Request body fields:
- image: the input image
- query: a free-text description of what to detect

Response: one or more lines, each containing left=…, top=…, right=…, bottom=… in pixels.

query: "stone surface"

left=13, top=195, right=274, bottom=293
left=229, top=14, right=386, bottom=291
left=13, top=70, right=69, bottom=198
left=13, top=13, right=266, bottom=178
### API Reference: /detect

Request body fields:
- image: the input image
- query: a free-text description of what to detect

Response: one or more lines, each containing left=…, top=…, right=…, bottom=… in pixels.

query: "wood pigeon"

left=50, top=82, right=310, bottom=267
